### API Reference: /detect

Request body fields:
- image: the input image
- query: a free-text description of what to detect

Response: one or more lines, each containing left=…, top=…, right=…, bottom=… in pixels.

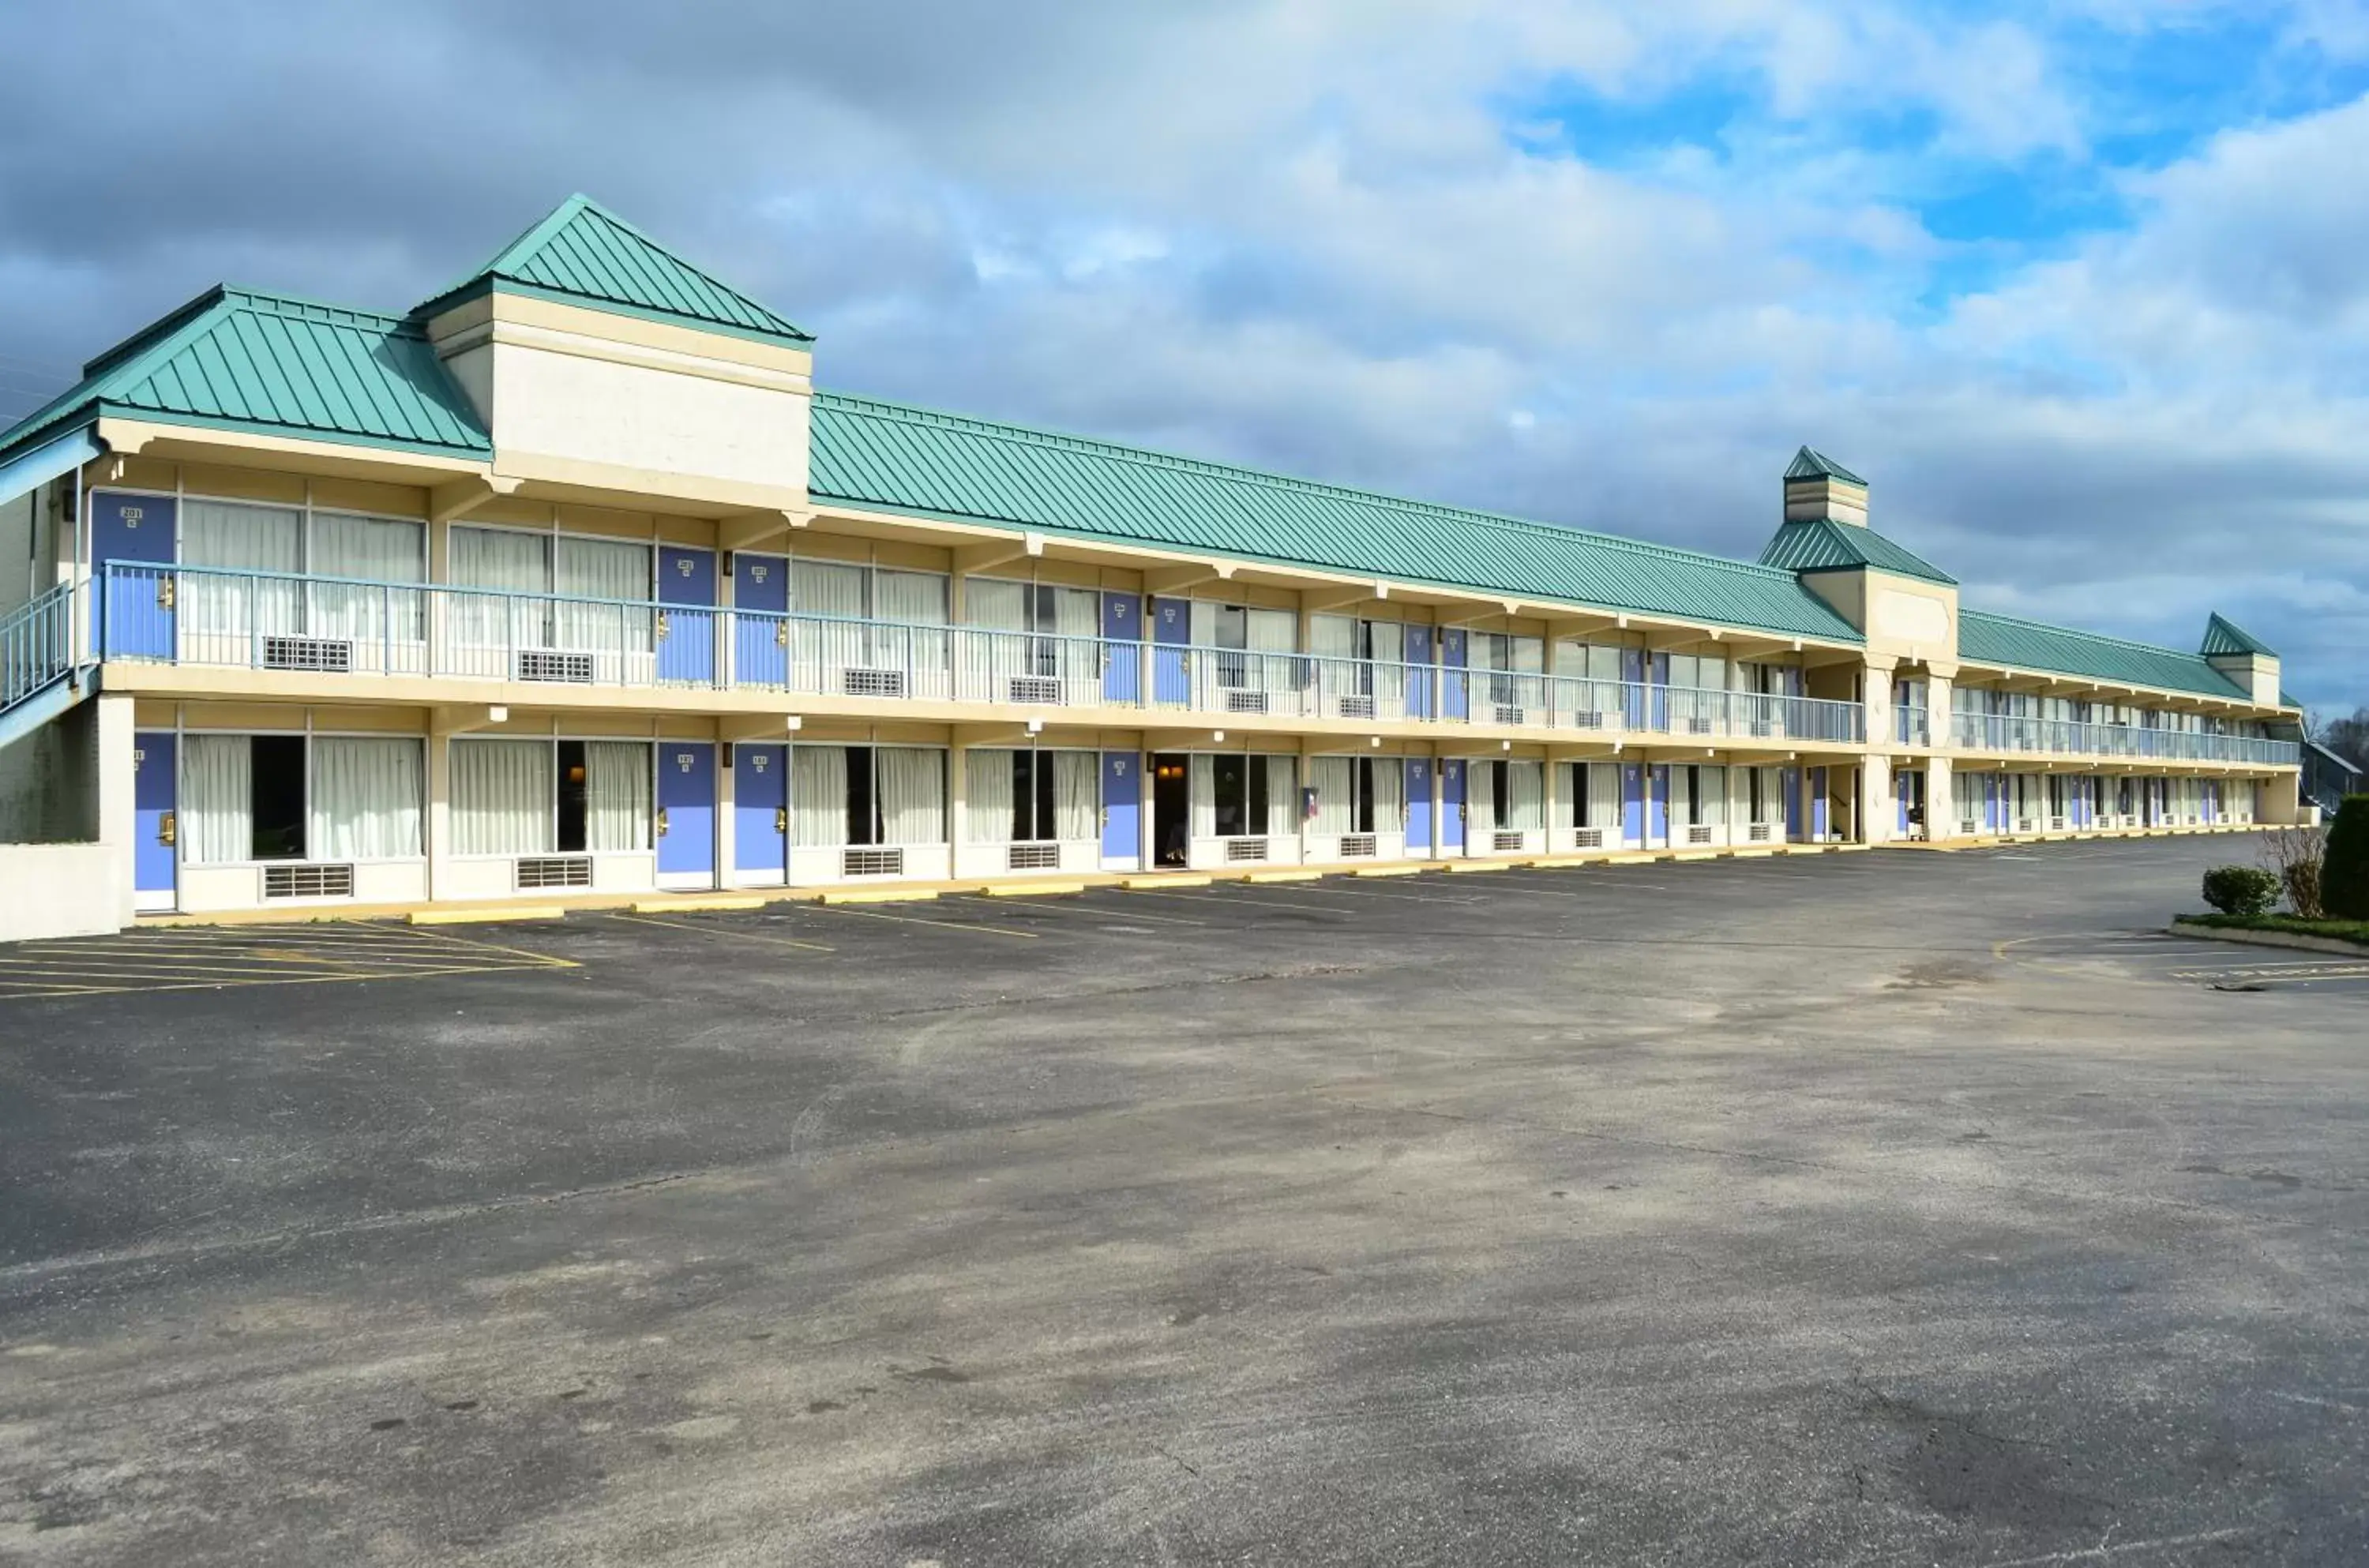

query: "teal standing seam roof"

left=2200, top=612, right=2276, bottom=658
left=1958, top=609, right=2250, bottom=701
left=810, top=392, right=1865, bottom=643
left=419, top=194, right=813, bottom=347
left=1784, top=445, right=1867, bottom=486
left=1758, top=516, right=1956, bottom=584
left=0, top=287, right=490, bottom=462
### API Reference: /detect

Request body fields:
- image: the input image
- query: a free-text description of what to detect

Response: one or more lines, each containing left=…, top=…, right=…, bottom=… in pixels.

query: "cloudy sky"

left=2, top=0, right=2363, bottom=708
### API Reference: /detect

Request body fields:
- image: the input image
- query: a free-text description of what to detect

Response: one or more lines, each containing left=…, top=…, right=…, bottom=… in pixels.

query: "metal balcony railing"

left=1948, top=710, right=2298, bottom=767
left=92, top=562, right=1881, bottom=741
left=1894, top=705, right=1929, bottom=746
left=1, top=580, right=81, bottom=715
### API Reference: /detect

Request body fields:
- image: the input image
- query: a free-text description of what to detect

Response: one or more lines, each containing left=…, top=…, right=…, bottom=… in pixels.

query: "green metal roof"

left=419, top=194, right=813, bottom=347
left=810, top=392, right=1864, bottom=643
left=2200, top=611, right=2276, bottom=658
left=1758, top=516, right=1956, bottom=584
left=1784, top=445, right=1867, bottom=486
left=1958, top=608, right=2250, bottom=701
left=0, top=287, right=490, bottom=462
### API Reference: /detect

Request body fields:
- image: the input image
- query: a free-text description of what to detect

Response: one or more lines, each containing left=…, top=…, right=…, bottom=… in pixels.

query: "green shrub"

left=2202, top=865, right=2280, bottom=916
left=2327, top=795, right=2369, bottom=921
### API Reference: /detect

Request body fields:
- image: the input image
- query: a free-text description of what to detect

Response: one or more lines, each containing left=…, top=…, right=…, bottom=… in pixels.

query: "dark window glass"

left=1248, top=755, right=1270, bottom=836
left=557, top=740, right=588, bottom=852
left=250, top=734, right=306, bottom=861
left=1213, top=755, right=1248, bottom=838
left=1490, top=760, right=1508, bottom=823
left=847, top=747, right=878, bottom=846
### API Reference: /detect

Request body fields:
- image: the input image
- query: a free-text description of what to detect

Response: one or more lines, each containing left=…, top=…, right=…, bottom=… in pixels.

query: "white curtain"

left=1587, top=763, right=1620, bottom=828
left=555, top=537, right=652, bottom=654
left=310, top=737, right=423, bottom=860
left=1053, top=586, right=1100, bottom=692
left=1266, top=754, right=1296, bottom=835
left=448, top=527, right=546, bottom=657
left=877, top=747, right=944, bottom=844
left=451, top=740, right=552, bottom=856
left=586, top=741, right=651, bottom=852
left=1247, top=609, right=1297, bottom=653
left=310, top=513, right=426, bottom=647
left=1699, top=767, right=1728, bottom=827
left=1188, top=600, right=1217, bottom=648
left=966, top=578, right=1027, bottom=629
left=1371, top=755, right=1404, bottom=825
left=792, top=560, right=866, bottom=686
left=959, top=578, right=1027, bottom=700
left=1191, top=755, right=1217, bottom=839
left=182, top=733, right=253, bottom=865
left=874, top=571, right=948, bottom=693
left=1669, top=766, right=1693, bottom=828
left=182, top=500, right=302, bottom=651
left=966, top=748, right=1014, bottom=843
left=1054, top=749, right=1098, bottom=842
left=793, top=746, right=848, bottom=848
left=1308, top=616, right=1357, bottom=660
left=1312, top=756, right=1353, bottom=835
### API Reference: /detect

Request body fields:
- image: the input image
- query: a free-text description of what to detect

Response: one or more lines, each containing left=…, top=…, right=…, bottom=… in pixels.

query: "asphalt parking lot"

left=2, top=837, right=2364, bottom=1566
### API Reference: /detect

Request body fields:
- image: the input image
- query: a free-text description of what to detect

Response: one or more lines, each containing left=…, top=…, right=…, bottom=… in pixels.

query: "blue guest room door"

left=1102, top=594, right=1141, bottom=704
left=1404, top=757, right=1432, bottom=855
left=92, top=493, right=176, bottom=658
left=657, top=742, right=716, bottom=887
left=1440, top=759, right=1465, bottom=851
left=731, top=553, right=789, bottom=688
left=658, top=546, right=718, bottom=685
left=1441, top=628, right=1469, bottom=720
left=1621, top=762, right=1645, bottom=846
left=1647, top=764, right=1670, bottom=846
left=1403, top=624, right=1434, bottom=719
left=133, top=732, right=177, bottom=912
left=1102, top=752, right=1141, bottom=869
left=734, top=744, right=788, bottom=883
left=1151, top=597, right=1190, bottom=704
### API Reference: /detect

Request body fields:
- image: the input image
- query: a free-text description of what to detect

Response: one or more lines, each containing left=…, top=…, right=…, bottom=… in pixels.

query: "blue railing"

left=2, top=580, right=79, bottom=713
left=94, top=561, right=1878, bottom=742
left=1950, top=710, right=2298, bottom=767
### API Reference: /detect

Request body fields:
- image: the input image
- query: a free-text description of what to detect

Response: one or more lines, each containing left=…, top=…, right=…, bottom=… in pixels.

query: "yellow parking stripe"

left=603, top=912, right=833, bottom=953
left=812, top=905, right=1038, bottom=940
left=959, top=895, right=1207, bottom=925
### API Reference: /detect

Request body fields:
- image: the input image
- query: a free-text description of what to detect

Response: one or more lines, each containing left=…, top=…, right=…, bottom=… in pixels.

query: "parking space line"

left=811, top=905, right=1040, bottom=940
left=962, top=895, right=1209, bottom=925
left=603, top=912, right=835, bottom=953
left=1156, top=887, right=1356, bottom=916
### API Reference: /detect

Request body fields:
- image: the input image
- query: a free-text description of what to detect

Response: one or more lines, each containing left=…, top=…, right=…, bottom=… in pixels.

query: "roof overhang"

left=0, top=422, right=103, bottom=510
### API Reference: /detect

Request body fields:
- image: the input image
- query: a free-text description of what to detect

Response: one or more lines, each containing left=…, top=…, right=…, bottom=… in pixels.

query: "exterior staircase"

left=0, top=581, right=88, bottom=755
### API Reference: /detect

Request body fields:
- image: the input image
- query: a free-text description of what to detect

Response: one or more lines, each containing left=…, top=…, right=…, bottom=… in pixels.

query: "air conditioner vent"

left=843, top=846, right=905, bottom=877
left=518, top=649, right=596, bottom=684
left=262, top=636, right=353, bottom=673
left=1686, top=717, right=1714, bottom=735
left=1338, top=833, right=1377, bottom=858
left=1748, top=823, right=1774, bottom=842
left=1224, top=837, right=1268, bottom=861
left=262, top=863, right=353, bottom=899
left=1574, top=827, right=1604, bottom=850
left=1337, top=695, right=1376, bottom=720
left=1492, top=704, right=1526, bottom=726
left=1223, top=688, right=1270, bottom=715
left=1006, top=842, right=1060, bottom=871
left=1571, top=711, right=1606, bottom=730
left=1006, top=675, right=1062, bottom=706
left=1492, top=830, right=1524, bottom=851
left=516, top=855, right=591, bottom=889
left=1688, top=824, right=1714, bottom=845
left=843, top=668, right=907, bottom=699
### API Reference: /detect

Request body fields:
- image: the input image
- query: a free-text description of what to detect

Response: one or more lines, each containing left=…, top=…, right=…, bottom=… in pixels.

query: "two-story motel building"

left=0, top=197, right=2307, bottom=939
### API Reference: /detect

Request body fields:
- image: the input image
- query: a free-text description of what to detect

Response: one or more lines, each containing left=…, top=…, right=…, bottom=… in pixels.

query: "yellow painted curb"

left=982, top=882, right=1083, bottom=898
left=1245, top=869, right=1322, bottom=883
left=632, top=895, right=766, bottom=913
left=410, top=906, right=566, bottom=926
left=1444, top=861, right=1510, bottom=873
left=821, top=888, right=940, bottom=906
left=1122, top=875, right=1207, bottom=890
left=1664, top=849, right=1720, bottom=861
left=1352, top=865, right=1424, bottom=877
left=1724, top=847, right=1778, bottom=858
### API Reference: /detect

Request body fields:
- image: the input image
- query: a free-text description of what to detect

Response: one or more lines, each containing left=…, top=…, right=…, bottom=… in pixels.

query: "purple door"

left=734, top=744, right=787, bottom=878
left=1620, top=647, right=1646, bottom=730
left=1808, top=767, right=1830, bottom=840
left=1440, top=759, right=1466, bottom=850
left=1102, top=594, right=1141, bottom=705
left=658, top=546, right=717, bottom=685
left=1405, top=757, right=1432, bottom=854
left=657, top=742, right=715, bottom=882
left=1621, top=763, right=1645, bottom=846
left=1102, top=751, right=1140, bottom=867
left=1404, top=624, right=1434, bottom=719
left=133, top=731, right=176, bottom=902
left=1441, top=628, right=1469, bottom=721
left=1648, top=764, right=1670, bottom=845
left=93, top=492, right=175, bottom=658
left=1151, top=597, right=1189, bottom=705
left=731, top=553, right=789, bottom=688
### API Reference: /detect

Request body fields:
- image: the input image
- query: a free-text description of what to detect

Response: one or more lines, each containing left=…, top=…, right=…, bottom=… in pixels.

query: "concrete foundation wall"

left=0, top=696, right=98, bottom=843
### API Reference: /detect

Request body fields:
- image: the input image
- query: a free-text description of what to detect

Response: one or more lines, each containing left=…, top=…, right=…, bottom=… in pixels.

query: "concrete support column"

left=1928, top=756, right=1955, bottom=842
left=950, top=739, right=969, bottom=871
left=1541, top=750, right=1559, bottom=852
left=715, top=734, right=738, bottom=887
left=95, top=691, right=137, bottom=928
left=1860, top=656, right=1897, bottom=845
left=426, top=729, right=452, bottom=903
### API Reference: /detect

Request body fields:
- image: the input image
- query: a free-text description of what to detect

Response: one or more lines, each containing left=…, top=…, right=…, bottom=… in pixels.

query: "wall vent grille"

left=262, top=636, right=353, bottom=673
left=262, top=863, right=354, bottom=899
left=843, top=846, right=904, bottom=877
left=516, top=856, right=592, bottom=889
